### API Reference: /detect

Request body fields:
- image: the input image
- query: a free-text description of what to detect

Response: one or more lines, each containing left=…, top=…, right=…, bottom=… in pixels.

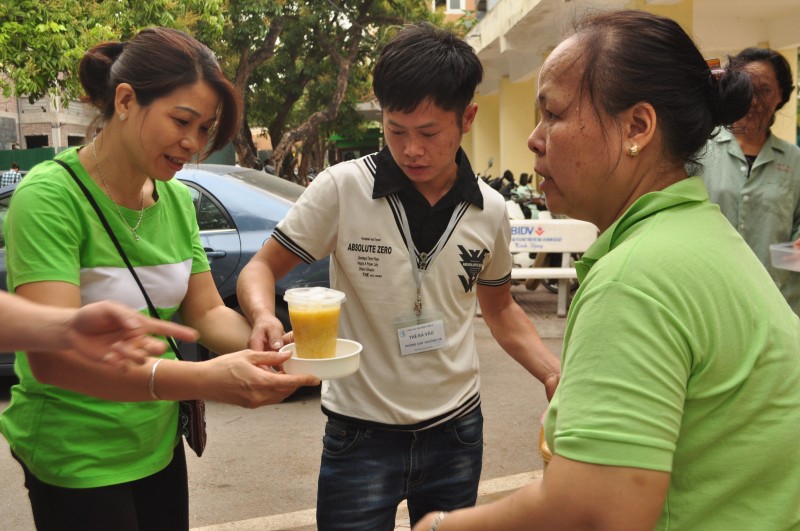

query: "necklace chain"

left=91, top=137, right=144, bottom=241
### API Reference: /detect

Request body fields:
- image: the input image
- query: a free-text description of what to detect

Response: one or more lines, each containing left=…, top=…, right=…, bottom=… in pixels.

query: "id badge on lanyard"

left=395, top=311, right=446, bottom=356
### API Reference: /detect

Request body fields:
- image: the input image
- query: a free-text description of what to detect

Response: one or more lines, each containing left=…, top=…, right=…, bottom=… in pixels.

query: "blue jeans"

left=316, top=406, right=484, bottom=531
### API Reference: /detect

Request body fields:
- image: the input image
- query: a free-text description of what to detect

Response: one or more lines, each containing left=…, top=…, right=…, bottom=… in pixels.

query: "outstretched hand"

left=65, top=301, right=199, bottom=367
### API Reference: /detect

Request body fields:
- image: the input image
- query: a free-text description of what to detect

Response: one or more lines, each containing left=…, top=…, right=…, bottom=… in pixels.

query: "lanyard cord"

left=393, top=194, right=469, bottom=315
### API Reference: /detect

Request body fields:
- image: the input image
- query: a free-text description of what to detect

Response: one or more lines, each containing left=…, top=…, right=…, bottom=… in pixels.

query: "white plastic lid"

left=283, top=287, right=346, bottom=308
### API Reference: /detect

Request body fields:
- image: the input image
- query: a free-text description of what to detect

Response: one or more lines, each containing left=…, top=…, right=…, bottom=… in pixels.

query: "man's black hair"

left=373, top=22, right=483, bottom=117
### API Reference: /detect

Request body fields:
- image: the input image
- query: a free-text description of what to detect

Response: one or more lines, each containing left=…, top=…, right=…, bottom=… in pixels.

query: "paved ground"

left=509, top=279, right=570, bottom=320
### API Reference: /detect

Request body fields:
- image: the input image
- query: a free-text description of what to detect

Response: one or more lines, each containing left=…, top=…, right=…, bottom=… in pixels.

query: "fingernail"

left=272, top=341, right=282, bottom=349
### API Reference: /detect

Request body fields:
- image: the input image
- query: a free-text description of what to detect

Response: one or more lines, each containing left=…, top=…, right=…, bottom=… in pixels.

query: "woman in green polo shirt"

left=415, top=10, right=800, bottom=531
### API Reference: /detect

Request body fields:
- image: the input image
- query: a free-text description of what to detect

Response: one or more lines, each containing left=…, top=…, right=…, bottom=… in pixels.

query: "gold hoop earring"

left=628, top=145, right=640, bottom=157
left=119, top=113, right=127, bottom=122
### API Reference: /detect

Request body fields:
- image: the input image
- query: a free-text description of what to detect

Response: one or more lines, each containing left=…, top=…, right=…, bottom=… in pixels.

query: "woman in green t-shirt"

left=1, top=28, right=318, bottom=531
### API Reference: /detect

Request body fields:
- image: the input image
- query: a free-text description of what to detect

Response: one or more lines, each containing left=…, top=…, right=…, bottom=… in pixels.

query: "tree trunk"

left=230, top=17, right=285, bottom=168
left=234, top=116, right=260, bottom=169
left=272, top=30, right=364, bottom=177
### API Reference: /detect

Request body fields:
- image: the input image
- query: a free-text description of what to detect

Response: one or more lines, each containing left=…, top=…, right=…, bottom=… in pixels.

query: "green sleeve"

left=5, top=179, right=85, bottom=291
left=554, top=280, right=692, bottom=472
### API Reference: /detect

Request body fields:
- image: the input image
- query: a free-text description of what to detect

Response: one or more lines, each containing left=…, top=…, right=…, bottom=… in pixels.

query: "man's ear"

left=461, top=103, right=478, bottom=134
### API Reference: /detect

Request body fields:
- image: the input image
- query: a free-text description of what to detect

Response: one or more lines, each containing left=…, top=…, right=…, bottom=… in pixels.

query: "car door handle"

left=204, top=248, right=226, bottom=258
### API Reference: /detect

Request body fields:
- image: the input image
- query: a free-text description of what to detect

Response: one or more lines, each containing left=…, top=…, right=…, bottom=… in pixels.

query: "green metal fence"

left=0, top=148, right=56, bottom=172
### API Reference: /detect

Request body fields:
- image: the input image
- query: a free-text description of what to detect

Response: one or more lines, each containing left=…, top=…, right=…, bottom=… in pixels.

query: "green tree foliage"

left=0, top=0, right=224, bottom=102
left=217, top=0, right=438, bottom=178
left=1, top=0, right=458, bottom=180
left=0, top=0, right=106, bottom=101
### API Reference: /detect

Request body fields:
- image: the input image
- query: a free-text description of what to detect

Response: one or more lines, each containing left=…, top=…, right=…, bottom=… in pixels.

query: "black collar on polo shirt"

left=371, top=146, right=484, bottom=210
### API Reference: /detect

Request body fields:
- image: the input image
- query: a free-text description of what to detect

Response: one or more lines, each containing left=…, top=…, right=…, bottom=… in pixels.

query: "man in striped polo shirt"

left=238, top=22, right=561, bottom=531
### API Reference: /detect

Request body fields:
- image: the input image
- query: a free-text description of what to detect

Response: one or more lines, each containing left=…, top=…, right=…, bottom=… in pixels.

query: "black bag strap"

left=54, top=158, right=183, bottom=360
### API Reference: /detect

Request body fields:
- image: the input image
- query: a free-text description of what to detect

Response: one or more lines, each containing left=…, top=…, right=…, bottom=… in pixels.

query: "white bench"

left=509, top=218, right=598, bottom=317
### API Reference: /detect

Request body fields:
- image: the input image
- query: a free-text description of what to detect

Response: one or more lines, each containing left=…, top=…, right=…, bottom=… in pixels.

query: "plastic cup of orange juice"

left=284, top=287, right=346, bottom=359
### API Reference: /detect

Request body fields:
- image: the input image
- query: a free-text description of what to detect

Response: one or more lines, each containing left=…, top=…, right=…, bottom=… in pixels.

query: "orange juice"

left=284, top=287, right=346, bottom=359
left=289, top=305, right=341, bottom=359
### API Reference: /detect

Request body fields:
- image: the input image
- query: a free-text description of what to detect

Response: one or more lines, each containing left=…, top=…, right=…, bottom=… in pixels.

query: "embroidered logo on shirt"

left=457, top=245, right=488, bottom=292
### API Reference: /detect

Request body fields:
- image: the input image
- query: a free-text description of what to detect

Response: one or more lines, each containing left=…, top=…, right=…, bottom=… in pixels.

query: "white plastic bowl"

left=770, top=242, right=800, bottom=272
left=280, top=338, right=362, bottom=380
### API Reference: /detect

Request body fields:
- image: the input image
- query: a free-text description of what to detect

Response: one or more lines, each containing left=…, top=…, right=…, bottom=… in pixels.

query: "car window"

left=0, top=193, right=11, bottom=249
left=184, top=185, right=234, bottom=231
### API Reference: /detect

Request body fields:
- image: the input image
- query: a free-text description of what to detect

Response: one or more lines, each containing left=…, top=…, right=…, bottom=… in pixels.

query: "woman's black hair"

left=79, top=27, right=241, bottom=157
left=729, top=47, right=795, bottom=112
left=570, top=10, right=753, bottom=167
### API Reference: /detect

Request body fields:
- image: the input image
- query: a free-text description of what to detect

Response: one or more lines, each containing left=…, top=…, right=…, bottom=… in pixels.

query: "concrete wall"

left=498, top=76, right=538, bottom=180
left=0, top=92, right=94, bottom=149
left=774, top=48, right=798, bottom=144
left=465, top=91, right=501, bottom=179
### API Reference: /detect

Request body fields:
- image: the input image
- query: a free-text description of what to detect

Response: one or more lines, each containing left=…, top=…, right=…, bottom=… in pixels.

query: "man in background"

left=1, top=162, right=23, bottom=187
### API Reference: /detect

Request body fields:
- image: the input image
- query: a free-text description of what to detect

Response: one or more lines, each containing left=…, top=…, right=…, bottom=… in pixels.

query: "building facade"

left=0, top=91, right=94, bottom=152
left=462, top=0, right=800, bottom=183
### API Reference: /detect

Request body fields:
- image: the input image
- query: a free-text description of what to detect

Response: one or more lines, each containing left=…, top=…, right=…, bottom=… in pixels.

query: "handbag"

left=178, top=398, right=207, bottom=457
left=56, top=159, right=208, bottom=457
